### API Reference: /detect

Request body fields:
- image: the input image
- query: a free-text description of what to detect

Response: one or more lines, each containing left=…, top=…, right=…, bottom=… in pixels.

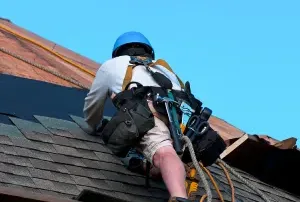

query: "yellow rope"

left=218, top=161, right=235, bottom=202
left=0, top=23, right=96, bottom=77
left=200, top=194, right=207, bottom=202
left=199, top=163, right=225, bottom=202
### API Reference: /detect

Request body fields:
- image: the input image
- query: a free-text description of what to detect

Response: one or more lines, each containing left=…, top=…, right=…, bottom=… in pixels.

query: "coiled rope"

left=182, top=136, right=272, bottom=202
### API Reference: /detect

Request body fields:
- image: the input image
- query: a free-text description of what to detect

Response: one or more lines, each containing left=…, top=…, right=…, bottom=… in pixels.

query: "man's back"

left=83, top=55, right=182, bottom=130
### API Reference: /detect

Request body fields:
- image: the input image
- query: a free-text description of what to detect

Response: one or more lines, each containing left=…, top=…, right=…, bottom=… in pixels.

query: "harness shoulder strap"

left=122, top=56, right=185, bottom=91
left=152, top=59, right=185, bottom=89
left=122, top=64, right=134, bottom=91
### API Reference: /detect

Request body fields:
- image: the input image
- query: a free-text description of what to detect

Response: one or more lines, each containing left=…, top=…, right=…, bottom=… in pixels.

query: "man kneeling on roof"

left=83, top=31, right=226, bottom=202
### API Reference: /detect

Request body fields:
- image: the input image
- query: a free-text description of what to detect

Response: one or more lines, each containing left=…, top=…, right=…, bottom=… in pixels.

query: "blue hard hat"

left=112, top=31, right=155, bottom=59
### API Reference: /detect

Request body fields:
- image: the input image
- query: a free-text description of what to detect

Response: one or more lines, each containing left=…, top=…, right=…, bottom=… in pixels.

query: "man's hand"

left=96, top=118, right=110, bottom=133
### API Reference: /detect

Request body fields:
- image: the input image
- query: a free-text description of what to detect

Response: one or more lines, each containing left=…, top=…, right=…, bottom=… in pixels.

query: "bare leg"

left=153, top=145, right=187, bottom=198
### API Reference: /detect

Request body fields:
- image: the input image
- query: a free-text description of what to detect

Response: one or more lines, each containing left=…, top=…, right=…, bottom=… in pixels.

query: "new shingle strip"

left=34, top=115, right=104, bottom=144
left=0, top=123, right=24, bottom=137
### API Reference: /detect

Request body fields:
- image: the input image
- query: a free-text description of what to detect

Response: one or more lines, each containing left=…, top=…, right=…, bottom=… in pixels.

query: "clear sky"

left=2, top=1, right=300, bottom=145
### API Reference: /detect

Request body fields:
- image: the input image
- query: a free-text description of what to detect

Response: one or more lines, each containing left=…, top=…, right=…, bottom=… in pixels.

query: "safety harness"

left=100, top=56, right=226, bottom=187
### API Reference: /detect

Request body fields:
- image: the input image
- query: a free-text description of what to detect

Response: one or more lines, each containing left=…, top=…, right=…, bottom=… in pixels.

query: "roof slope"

left=0, top=77, right=299, bottom=202
left=0, top=18, right=299, bottom=202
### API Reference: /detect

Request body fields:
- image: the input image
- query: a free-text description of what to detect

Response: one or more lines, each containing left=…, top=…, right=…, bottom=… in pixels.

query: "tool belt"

left=101, top=91, right=155, bottom=158
left=101, top=81, right=199, bottom=158
left=113, top=82, right=201, bottom=118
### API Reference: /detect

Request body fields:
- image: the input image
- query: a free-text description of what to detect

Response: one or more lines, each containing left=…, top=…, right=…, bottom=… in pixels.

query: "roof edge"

left=0, top=17, right=11, bottom=23
left=0, top=186, right=77, bottom=202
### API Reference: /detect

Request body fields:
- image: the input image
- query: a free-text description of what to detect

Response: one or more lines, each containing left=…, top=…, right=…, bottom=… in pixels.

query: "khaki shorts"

left=136, top=110, right=173, bottom=165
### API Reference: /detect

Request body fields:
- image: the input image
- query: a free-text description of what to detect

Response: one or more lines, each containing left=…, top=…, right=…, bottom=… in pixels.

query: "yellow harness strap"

left=122, top=58, right=185, bottom=91
left=122, top=64, right=135, bottom=91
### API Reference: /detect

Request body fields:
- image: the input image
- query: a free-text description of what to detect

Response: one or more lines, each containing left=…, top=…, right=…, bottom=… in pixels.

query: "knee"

left=152, top=146, right=181, bottom=168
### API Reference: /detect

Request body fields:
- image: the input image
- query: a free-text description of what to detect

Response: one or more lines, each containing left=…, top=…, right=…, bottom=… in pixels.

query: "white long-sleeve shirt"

left=83, top=55, right=182, bottom=132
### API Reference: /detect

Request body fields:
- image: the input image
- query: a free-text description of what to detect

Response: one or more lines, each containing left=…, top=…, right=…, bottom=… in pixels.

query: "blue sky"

left=2, top=1, right=300, bottom=145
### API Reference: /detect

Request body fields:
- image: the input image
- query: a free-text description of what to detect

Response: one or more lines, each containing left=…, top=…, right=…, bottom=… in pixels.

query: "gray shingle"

left=71, top=130, right=104, bottom=144
left=34, top=116, right=102, bottom=143
left=9, top=136, right=57, bottom=153
left=90, top=179, right=114, bottom=191
left=235, top=188, right=265, bottom=202
left=37, top=190, right=74, bottom=200
left=64, top=165, right=87, bottom=177
left=49, top=153, right=86, bottom=167
left=8, top=173, right=37, bottom=188
left=49, top=128, right=74, bottom=138
left=0, top=153, right=33, bottom=167
left=80, top=167, right=107, bottom=180
left=9, top=117, right=51, bottom=134
left=100, top=170, right=145, bottom=186
left=94, top=151, right=123, bottom=164
left=0, top=135, right=13, bottom=145
left=51, top=172, right=76, bottom=184
left=0, top=182, right=41, bottom=194
left=51, top=135, right=73, bottom=147
left=85, top=141, right=112, bottom=153
left=0, top=162, right=31, bottom=177
left=51, top=135, right=92, bottom=150
left=64, top=165, right=107, bottom=180
left=70, top=175, right=97, bottom=188
left=0, top=123, right=24, bottom=137
left=29, top=168, right=53, bottom=180
left=23, top=132, right=54, bottom=144
left=79, top=159, right=131, bottom=176
left=34, top=115, right=80, bottom=131
left=33, top=178, right=56, bottom=191
left=28, top=168, right=75, bottom=184
left=32, top=141, right=57, bottom=153
left=68, top=139, right=90, bottom=150
left=29, top=158, right=69, bottom=174
left=9, top=136, right=36, bottom=149
left=0, top=171, right=10, bottom=183
left=76, top=149, right=99, bottom=160
left=9, top=117, right=53, bottom=143
left=52, top=181, right=80, bottom=195
left=14, top=147, right=53, bottom=162
left=0, top=143, right=17, bottom=155
left=53, top=144, right=81, bottom=157
left=105, top=181, right=152, bottom=197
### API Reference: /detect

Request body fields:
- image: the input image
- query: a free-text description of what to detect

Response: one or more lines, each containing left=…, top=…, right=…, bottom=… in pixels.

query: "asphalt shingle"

left=0, top=143, right=17, bottom=155
left=0, top=123, right=24, bottom=137
left=0, top=162, right=31, bottom=177
left=29, top=158, right=69, bottom=174
left=9, top=117, right=53, bottom=143
left=0, top=112, right=298, bottom=202
left=0, top=152, right=33, bottom=167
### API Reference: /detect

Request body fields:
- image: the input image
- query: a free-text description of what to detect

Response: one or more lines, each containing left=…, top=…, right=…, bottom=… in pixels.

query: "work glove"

left=89, top=118, right=110, bottom=136
left=96, top=118, right=110, bottom=133
left=182, top=127, right=226, bottom=167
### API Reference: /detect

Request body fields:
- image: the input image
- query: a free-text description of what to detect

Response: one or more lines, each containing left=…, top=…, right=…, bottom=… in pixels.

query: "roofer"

left=83, top=31, right=225, bottom=202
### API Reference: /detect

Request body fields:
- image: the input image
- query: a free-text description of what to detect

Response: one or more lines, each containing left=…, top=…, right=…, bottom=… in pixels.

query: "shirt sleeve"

left=83, top=62, right=112, bottom=133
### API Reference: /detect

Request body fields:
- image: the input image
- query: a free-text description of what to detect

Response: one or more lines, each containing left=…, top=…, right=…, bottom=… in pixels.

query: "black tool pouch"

left=101, top=99, right=155, bottom=158
left=182, top=127, right=226, bottom=167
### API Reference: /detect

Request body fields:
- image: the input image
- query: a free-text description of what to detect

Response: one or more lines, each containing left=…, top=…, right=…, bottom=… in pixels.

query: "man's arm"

left=83, top=63, right=111, bottom=133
